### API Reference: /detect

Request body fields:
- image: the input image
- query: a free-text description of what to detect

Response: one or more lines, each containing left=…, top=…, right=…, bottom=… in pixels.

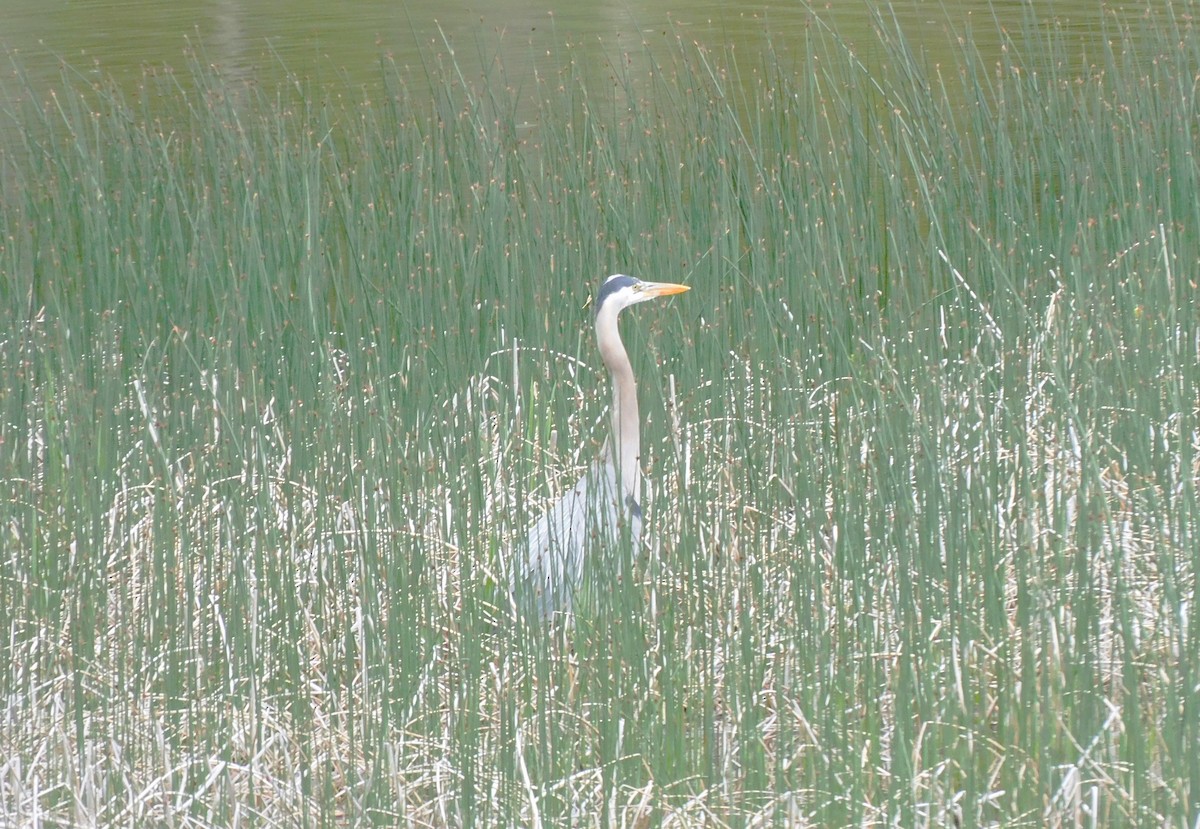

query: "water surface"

left=2, top=0, right=1161, bottom=105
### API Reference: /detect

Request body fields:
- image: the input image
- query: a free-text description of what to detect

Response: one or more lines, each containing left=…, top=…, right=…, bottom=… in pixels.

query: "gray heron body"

left=511, top=274, right=690, bottom=620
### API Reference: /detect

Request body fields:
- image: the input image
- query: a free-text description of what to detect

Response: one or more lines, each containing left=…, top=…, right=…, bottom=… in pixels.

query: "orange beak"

left=640, top=281, right=691, bottom=297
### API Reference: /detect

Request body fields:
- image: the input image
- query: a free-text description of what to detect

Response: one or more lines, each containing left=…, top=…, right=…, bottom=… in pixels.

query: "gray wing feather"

left=510, top=459, right=641, bottom=620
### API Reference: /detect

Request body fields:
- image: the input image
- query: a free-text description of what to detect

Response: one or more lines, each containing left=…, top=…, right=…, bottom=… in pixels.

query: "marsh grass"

left=2, top=7, right=1198, bottom=827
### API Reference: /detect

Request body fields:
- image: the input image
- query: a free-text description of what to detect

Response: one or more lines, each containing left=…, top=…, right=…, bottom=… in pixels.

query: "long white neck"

left=595, top=304, right=641, bottom=505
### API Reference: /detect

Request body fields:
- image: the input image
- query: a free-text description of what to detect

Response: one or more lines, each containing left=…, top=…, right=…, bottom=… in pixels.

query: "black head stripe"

left=596, top=274, right=639, bottom=315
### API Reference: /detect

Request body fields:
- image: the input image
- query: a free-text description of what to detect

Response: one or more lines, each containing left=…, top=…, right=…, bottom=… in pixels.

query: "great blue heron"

left=510, top=274, right=690, bottom=620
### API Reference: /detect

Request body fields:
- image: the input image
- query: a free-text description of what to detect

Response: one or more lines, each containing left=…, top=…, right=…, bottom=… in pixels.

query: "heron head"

left=595, top=274, right=690, bottom=317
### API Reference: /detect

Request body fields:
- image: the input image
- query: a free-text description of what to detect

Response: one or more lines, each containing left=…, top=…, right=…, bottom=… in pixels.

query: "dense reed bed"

left=1, top=8, right=1197, bottom=827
